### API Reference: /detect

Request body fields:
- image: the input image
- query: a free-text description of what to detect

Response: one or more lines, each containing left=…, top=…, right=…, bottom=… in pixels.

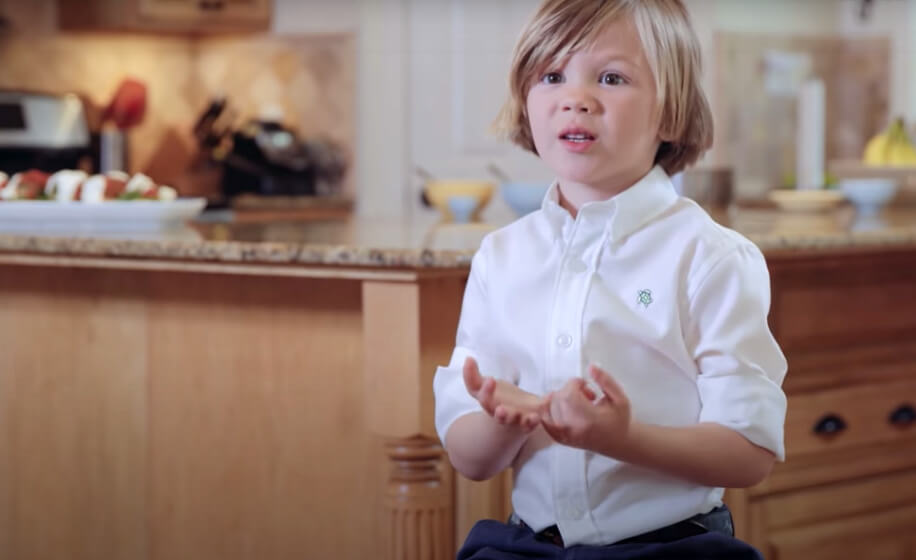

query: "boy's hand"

left=541, top=364, right=632, bottom=453
left=463, top=357, right=544, bottom=432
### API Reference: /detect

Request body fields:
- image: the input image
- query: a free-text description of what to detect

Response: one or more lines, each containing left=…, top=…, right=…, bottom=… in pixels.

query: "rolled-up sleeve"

left=433, top=238, right=515, bottom=445
left=687, top=244, right=788, bottom=460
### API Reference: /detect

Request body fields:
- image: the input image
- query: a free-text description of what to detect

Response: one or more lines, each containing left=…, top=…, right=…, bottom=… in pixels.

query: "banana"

left=863, top=125, right=893, bottom=165
left=863, top=118, right=916, bottom=166
left=888, top=122, right=916, bottom=165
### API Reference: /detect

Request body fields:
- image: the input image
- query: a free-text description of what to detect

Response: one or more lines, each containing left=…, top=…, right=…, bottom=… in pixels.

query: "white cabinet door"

left=408, top=0, right=552, bottom=222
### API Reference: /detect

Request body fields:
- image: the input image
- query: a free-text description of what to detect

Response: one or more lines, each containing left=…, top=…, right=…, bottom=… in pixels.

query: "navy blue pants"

left=457, top=519, right=763, bottom=560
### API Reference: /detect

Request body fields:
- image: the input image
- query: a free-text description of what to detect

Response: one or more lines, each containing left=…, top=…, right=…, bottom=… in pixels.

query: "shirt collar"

left=541, top=165, right=679, bottom=242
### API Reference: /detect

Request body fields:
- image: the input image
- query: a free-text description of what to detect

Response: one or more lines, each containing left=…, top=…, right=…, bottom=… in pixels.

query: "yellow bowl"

left=424, top=179, right=495, bottom=222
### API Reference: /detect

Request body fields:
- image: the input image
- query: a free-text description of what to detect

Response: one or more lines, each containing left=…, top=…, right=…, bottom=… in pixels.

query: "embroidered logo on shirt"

left=637, top=289, right=653, bottom=308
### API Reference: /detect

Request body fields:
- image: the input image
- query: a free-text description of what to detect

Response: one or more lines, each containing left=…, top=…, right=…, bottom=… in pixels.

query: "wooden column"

left=385, top=436, right=453, bottom=560
left=362, top=274, right=466, bottom=560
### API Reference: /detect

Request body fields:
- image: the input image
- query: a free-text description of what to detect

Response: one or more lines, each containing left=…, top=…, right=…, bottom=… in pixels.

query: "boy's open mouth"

left=558, top=127, right=596, bottom=143
left=559, top=127, right=597, bottom=152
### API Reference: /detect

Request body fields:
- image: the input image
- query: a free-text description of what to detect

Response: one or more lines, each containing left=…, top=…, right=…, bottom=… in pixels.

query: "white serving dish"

left=0, top=197, right=207, bottom=233
left=768, top=189, right=846, bottom=212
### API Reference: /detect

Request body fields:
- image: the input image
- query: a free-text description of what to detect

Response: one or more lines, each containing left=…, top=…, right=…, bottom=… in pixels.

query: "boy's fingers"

left=478, top=377, right=497, bottom=411
left=537, top=393, right=553, bottom=416
left=555, top=379, right=592, bottom=410
left=580, top=381, right=597, bottom=402
left=590, top=364, right=625, bottom=402
left=565, top=377, right=598, bottom=404
left=504, top=408, right=521, bottom=425
left=540, top=416, right=565, bottom=443
left=462, top=357, right=482, bottom=394
left=540, top=392, right=555, bottom=417
left=494, top=405, right=533, bottom=429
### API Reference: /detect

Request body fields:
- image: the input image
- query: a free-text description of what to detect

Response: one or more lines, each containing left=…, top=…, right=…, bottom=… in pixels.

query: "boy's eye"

left=540, top=72, right=563, bottom=84
left=600, top=72, right=625, bottom=86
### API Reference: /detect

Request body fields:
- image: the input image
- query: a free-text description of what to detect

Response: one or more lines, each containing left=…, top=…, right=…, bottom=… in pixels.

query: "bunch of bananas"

left=864, top=118, right=916, bottom=166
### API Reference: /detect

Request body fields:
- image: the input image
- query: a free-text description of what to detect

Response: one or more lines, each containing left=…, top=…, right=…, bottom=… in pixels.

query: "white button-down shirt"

left=433, top=165, right=787, bottom=547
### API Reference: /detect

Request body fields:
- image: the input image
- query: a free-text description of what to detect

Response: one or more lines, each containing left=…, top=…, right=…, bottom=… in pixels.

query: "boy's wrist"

left=594, top=418, right=640, bottom=461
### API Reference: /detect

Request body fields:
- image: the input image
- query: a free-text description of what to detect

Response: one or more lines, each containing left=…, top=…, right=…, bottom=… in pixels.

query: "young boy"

left=433, top=0, right=787, bottom=558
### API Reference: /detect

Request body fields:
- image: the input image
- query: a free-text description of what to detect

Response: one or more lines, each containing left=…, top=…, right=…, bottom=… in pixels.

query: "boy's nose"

left=562, top=94, right=597, bottom=114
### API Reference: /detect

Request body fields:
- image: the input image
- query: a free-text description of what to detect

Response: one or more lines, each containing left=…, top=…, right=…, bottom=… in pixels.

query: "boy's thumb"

left=462, top=357, right=481, bottom=391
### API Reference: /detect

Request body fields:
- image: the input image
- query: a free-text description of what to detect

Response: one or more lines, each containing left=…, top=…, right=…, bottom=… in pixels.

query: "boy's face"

left=525, top=15, right=662, bottom=196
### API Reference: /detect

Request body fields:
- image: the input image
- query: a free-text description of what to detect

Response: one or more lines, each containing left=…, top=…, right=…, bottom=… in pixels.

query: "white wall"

left=355, top=0, right=411, bottom=218
left=272, top=0, right=357, bottom=34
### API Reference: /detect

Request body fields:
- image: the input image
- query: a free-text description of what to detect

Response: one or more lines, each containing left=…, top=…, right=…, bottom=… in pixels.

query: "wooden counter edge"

left=0, top=252, right=469, bottom=282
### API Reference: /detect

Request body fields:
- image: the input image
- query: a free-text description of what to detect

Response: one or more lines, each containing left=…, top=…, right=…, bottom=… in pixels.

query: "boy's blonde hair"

left=493, top=0, right=713, bottom=176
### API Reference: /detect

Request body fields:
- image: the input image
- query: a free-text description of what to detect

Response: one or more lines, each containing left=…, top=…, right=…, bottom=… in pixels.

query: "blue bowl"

left=447, top=194, right=479, bottom=224
left=501, top=182, right=549, bottom=216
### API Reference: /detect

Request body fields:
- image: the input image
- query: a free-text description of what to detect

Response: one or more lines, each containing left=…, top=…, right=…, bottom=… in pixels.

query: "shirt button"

left=566, top=258, right=587, bottom=273
left=568, top=506, right=584, bottom=520
left=556, top=333, right=572, bottom=348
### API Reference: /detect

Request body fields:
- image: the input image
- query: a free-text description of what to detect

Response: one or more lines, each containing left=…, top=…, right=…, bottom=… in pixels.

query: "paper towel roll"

left=796, top=79, right=825, bottom=190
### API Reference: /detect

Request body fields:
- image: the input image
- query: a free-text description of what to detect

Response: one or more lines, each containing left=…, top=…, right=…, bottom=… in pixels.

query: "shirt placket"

left=548, top=214, right=604, bottom=541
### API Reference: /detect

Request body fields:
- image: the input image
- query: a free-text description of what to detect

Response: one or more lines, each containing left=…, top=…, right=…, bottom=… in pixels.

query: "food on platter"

left=0, top=169, right=178, bottom=202
left=0, top=169, right=50, bottom=201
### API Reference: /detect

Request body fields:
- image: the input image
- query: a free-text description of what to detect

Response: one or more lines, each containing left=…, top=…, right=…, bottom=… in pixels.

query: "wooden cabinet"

left=58, top=0, right=272, bottom=33
left=765, top=505, right=916, bottom=560
left=727, top=248, right=916, bottom=560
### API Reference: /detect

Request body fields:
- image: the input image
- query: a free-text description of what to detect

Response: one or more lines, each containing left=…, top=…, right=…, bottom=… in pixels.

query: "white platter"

left=768, top=189, right=846, bottom=213
left=0, top=198, right=207, bottom=233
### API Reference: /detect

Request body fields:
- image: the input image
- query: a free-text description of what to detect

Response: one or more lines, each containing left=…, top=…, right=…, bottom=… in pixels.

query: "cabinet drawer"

left=785, top=379, right=916, bottom=458
left=760, top=468, right=916, bottom=530
left=763, top=503, right=916, bottom=560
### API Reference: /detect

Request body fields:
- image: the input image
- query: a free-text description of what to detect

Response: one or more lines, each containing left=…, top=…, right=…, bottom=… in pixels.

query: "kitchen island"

left=2, top=206, right=916, bottom=560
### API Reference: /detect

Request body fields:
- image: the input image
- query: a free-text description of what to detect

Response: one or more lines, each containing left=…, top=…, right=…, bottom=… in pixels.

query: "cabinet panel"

left=0, top=267, right=148, bottom=560
left=137, top=0, right=271, bottom=24
left=775, top=280, right=916, bottom=350
left=761, top=469, right=916, bottom=531
left=58, top=0, right=272, bottom=33
left=769, top=251, right=916, bottom=353
left=756, top=440, right=916, bottom=495
left=763, top=503, right=916, bottom=560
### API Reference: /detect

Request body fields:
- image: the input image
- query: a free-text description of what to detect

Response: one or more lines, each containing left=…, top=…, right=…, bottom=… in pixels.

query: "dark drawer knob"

left=199, top=0, right=225, bottom=10
left=889, top=404, right=916, bottom=427
left=813, top=414, right=847, bottom=436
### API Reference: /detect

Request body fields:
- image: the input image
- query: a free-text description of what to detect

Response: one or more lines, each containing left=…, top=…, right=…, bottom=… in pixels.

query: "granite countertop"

left=3, top=205, right=916, bottom=269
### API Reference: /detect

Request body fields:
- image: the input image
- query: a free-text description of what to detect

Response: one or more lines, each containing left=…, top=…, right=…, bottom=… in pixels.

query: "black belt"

left=508, top=504, right=734, bottom=548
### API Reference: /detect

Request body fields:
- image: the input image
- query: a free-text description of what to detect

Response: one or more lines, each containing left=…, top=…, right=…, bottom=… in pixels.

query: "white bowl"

left=839, top=178, right=897, bottom=216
